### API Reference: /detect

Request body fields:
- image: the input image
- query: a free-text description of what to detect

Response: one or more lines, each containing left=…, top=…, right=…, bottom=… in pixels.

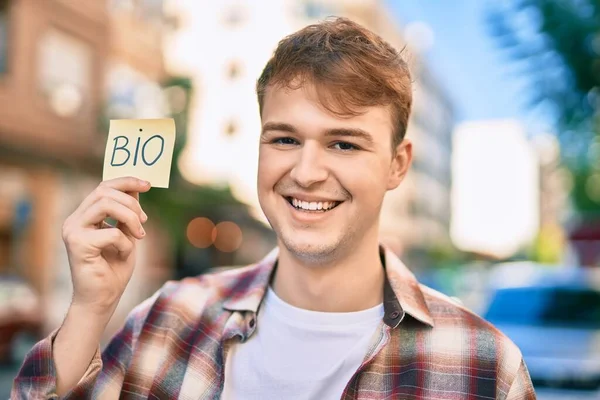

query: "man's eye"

left=332, top=142, right=358, bottom=151
left=273, top=137, right=298, bottom=145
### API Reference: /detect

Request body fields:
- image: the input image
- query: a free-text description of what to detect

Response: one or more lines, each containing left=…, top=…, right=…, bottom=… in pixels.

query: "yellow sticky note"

left=103, top=118, right=176, bottom=188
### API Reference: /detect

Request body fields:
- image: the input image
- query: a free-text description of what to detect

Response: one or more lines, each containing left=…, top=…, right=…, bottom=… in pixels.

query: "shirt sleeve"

left=504, top=358, right=536, bottom=400
left=11, top=293, right=158, bottom=400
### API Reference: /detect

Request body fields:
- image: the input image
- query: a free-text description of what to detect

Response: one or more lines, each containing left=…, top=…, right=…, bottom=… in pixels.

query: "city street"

left=0, top=334, right=35, bottom=399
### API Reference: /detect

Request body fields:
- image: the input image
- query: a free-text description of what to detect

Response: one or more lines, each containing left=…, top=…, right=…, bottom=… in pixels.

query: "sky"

left=384, top=2, right=549, bottom=255
left=386, top=0, right=543, bottom=129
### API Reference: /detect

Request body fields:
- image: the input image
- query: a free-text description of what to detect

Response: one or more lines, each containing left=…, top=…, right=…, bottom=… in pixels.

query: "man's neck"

left=271, top=237, right=385, bottom=313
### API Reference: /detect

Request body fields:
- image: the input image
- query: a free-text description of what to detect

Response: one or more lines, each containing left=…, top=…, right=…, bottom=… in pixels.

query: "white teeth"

left=289, top=197, right=338, bottom=211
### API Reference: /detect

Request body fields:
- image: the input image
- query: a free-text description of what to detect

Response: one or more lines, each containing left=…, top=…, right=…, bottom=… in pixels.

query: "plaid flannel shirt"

left=12, top=246, right=536, bottom=399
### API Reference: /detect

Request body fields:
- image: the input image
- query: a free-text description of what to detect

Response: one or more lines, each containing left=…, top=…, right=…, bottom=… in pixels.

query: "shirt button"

left=249, top=318, right=256, bottom=328
left=390, top=311, right=400, bottom=319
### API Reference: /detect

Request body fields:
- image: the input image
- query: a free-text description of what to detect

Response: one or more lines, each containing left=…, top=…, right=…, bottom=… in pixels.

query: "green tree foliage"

left=486, top=0, right=600, bottom=216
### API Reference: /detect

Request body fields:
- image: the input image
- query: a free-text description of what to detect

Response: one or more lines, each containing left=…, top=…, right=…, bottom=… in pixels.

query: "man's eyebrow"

left=261, top=122, right=297, bottom=135
left=261, top=122, right=374, bottom=144
left=324, top=128, right=374, bottom=144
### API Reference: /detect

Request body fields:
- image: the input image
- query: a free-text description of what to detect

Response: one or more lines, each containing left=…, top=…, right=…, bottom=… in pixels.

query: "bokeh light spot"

left=212, top=221, right=243, bottom=252
left=186, top=217, right=215, bottom=248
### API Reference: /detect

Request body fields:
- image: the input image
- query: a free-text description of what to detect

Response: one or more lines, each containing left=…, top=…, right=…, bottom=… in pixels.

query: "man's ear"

left=387, top=139, right=412, bottom=190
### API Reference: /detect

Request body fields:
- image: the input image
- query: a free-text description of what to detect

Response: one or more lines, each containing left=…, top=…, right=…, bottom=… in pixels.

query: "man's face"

left=257, top=82, right=412, bottom=264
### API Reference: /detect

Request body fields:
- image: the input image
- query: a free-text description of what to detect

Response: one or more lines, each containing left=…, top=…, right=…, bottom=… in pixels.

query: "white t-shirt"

left=221, top=287, right=384, bottom=400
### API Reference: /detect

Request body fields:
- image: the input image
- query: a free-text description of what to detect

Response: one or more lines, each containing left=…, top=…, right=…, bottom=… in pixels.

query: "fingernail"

left=140, top=227, right=146, bottom=236
left=139, top=179, right=150, bottom=186
left=141, top=211, right=148, bottom=222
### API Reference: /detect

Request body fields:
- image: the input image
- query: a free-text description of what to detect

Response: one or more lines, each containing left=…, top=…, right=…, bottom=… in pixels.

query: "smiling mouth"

left=285, top=196, right=342, bottom=212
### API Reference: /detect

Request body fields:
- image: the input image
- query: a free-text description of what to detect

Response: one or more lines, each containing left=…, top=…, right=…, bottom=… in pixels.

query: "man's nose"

left=289, top=142, right=329, bottom=188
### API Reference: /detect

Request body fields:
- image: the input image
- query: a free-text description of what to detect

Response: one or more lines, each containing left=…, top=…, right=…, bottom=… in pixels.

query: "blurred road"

left=0, top=334, right=36, bottom=399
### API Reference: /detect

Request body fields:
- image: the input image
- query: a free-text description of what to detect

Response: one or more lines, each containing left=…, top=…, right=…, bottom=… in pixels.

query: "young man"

left=13, top=18, right=535, bottom=399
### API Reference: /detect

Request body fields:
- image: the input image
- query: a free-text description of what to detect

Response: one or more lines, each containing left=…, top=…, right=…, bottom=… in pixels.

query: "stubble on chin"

left=278, top=229, right=355, bottom=266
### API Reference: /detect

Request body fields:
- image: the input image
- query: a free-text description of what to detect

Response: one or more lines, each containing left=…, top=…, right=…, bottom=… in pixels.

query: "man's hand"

left=53, top=177, right=150, bottom=396
left=62, top=177, right=150, bottom=315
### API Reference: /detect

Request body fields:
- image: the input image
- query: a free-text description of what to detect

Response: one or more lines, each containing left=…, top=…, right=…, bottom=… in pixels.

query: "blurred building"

left=0, top=0, right=172, bottom=335
left=533, top=135, right=568, bottom=227
left=530, top=134, right=570, bottom=264
left=331, top=1, right=456, bottom=265
left=451, top=120, right=540, bottom=260
left=391, top=64, right=455, bottom=268
left=166, top=0, right=294, bottom=212
left=167, top=0, right=455, bottom=267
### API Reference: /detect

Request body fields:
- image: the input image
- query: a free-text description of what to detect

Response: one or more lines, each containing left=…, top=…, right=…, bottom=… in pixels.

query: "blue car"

left=483, top=264, right=600, bottom=400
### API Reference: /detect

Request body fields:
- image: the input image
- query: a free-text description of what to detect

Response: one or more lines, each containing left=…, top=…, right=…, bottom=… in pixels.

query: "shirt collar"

left=222, top=245, right=434, bottom=328
left=380, top=246, right=435, bottom=327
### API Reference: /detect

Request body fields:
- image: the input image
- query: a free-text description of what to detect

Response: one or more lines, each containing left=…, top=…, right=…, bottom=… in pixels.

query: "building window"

left=0, top=0, right=9, bottom=75
left=409, top=199, right=420, bottom=216
left=138, top=0, right=164, bottom=23
left=109, top=0, right=164, bottom=23
left=38, top=29, right=92, bottom=117
left=222, top=3, right=247, bottom=27
left=109, top=0, right=136, bottom=13
left=224, top=120, right=239, bottom=137
left=226, top=60, right=243, bottom=80
left=105, top=62, right=167, bottom=119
